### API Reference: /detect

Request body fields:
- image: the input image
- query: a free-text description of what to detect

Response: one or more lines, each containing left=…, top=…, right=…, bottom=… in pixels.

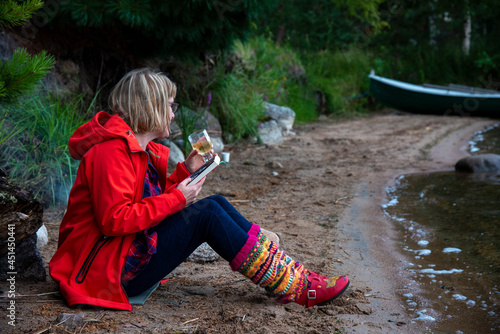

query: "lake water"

left=383, top=123, right=500, bottom=333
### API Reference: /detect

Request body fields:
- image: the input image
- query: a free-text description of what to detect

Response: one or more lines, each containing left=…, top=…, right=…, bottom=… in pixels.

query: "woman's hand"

left=176, top=176, right=206, bottom=206
left=184, top=149, right=204, bottom=173
left=184, top=149, right=216, bottom=172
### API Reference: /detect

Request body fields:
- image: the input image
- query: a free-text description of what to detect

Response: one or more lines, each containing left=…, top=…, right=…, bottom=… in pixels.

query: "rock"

left=211, top=136, right=224, bottom=153
left=0, top=233, right=46, bottom=281
left=0, top=172, right=46, bottom=281
left=43, top=60, right=94, bottom=98
left=56, top=313, right=85, bottom=329
left=187, top=242, right=220, bottom=263
left=0, top=31, right=18, bottom=61
left=36, top=224, right=48, bottom=249
left=155, top=138, right=185, bottom=165
left=455, top=154, right=500, bottom=173
left=0, top=180, right=44, bottom=255
left=257, top=120, right=283, bottom=145
left=266, top=161, right=284, bottom=169
left=356, top=303, right=374, bottom=315
left=264, top=102, right=296, bottom=135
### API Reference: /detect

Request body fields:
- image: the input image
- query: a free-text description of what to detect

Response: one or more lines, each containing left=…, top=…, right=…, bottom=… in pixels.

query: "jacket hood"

left=69, top=111, right=142, bottom=160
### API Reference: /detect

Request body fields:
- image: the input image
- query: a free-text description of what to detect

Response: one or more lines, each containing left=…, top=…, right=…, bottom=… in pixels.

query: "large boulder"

left=155, top=138, right=185, bottom=165
left=455, top=154, right=500, bottom=173
left=264, top=102, right=296, bottom=135
left=0, top=234, right=46, bottom=281
left=258, top=120, right=284, bottom=145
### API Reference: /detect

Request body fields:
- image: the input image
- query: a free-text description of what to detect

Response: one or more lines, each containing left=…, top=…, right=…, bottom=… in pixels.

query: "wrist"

left=183, top=161, right=192, bottom=174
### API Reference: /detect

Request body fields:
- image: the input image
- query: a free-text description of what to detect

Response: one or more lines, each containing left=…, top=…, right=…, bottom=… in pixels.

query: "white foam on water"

left=453, top=294, right=467, bottom=301
left=443, top=247, right=462, bottom=253
left=466, top=300, right=476, bottom=307
left=403, top=293, right=413, bottom=298
left=417, top=249, right=431, bottom=256
left=420, top=268, right=463, bottom=274
left=418, top=240, right=429, bottom=246
left=413, top=309, right=436, bottom=322
left=407, top=301, right=418, bottom=308
left=382, top=197, right=399, bottom=208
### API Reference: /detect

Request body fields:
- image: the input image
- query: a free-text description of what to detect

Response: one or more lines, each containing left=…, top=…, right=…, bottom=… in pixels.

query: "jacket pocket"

left=75, top=235, right=111, bottom=284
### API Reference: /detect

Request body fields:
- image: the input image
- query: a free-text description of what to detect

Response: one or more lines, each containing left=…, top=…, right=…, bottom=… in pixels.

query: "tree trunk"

left=463, top=7, right=472, bottom=56
left=0, top=168, right=46, bottom=281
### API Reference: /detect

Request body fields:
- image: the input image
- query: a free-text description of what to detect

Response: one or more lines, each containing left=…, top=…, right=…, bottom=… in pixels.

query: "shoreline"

left=346, top=117, right=498, bottom=333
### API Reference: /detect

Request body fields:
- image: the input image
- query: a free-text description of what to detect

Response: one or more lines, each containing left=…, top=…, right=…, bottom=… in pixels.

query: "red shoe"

left=305, top=269, right=328, bottom=280
left=296, top=275, right=350, bottom=308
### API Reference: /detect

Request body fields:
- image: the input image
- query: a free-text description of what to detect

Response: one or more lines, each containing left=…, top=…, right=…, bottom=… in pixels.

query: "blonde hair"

left=108, top=68, right=177, bottom=133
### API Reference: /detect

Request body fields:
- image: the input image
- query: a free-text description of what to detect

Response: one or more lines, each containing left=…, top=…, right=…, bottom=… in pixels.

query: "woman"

left=49, top=68, right=349, bottom=311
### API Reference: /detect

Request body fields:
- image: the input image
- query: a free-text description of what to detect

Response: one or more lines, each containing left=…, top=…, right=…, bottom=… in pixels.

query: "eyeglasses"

left=170, top=102, right=179, bottom=113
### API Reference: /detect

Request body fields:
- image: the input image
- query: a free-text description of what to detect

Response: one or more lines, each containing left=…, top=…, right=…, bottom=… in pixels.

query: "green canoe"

left=369, top=71, right=500, bottom=118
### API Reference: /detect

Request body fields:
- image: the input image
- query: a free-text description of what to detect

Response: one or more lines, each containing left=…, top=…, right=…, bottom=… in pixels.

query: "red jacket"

left=49, top=111, right=190, bottom=310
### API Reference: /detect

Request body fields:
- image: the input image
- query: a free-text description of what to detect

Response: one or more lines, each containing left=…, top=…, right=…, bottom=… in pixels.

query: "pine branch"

left=0, top=0, right=45, bottom=29
left=106, top=0, right=153, bottom=28
left=67, top=0, right=107, bottom=26
left=0, top=81, right=6, bottom=99
left=0, top=49, right=55, bottom=105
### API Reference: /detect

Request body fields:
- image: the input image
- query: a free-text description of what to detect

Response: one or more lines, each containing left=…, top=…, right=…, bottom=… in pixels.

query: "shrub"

left=300, top=47, right=372, bottom=116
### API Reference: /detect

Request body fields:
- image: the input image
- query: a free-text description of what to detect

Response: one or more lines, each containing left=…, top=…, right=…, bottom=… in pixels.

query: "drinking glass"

left=188, top=129, right=213, bottom=162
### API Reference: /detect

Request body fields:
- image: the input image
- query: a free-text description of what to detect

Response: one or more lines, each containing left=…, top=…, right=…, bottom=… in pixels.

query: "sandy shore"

left=1, top=111, right=497, bottom=333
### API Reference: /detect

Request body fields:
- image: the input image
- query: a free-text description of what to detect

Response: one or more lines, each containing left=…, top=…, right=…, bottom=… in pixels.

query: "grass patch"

left=0, top=90, right=97, bottom=206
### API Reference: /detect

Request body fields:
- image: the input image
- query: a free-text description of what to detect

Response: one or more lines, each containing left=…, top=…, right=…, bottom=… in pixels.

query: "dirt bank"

left=1, top=110, right=497, bottom=333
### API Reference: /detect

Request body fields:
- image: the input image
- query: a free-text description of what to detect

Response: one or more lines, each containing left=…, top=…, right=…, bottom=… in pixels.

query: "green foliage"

left=208, top=65, right=266, bottom=142
left=183, top=36, right=373, bottom=134
left=204, top=36, right=322, bottom=139
left=0, top=48, right=55, bottom=105
left=0, top=114, right=23, bottom=146
left=0, top=0, right=55, bottom=107
left=257, top=0, right=386, bottom=52
left=246, top=37, right=318, bottom=122
left=301, top=48, right=371, bottom=116
left=0, top=0, right=44, bottom=28
left=66, top=0, right=153, bottom=27
left=334, top=0, right=387, bottom=31
left=175, top=106, right=207, bottom=155
left=57, top=0, right=279, bottom=58
left=0, top=90, right=97, bottom=206
left=0, top=0, right=56, bottom=155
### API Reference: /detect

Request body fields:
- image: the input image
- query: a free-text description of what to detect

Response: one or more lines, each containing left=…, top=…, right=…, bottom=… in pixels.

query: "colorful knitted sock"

left=230, top=236, right=308, bottom=303
left=248, top=224, right=278, bottom=255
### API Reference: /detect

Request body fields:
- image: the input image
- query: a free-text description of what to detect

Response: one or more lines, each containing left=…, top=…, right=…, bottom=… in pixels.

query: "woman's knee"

left=192, top=197, right=223, bottom=215
left=206, top=194, right=227, bottom=205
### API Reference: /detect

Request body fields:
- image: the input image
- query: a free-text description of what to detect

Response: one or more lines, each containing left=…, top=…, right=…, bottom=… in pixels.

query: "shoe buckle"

left=307, top=290, right=316, bottom=300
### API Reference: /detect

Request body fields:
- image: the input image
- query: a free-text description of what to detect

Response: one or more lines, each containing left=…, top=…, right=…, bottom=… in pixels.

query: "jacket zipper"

left=75, top=235, right=111, bottom=284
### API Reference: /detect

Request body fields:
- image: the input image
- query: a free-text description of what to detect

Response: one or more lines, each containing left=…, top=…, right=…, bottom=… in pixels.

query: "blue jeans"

left=123, top=195, right=253, bottom=297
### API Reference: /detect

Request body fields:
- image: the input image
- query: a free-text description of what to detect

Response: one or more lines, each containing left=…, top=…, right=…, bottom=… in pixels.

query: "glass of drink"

left=188, top=129, right=214, bottom=162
